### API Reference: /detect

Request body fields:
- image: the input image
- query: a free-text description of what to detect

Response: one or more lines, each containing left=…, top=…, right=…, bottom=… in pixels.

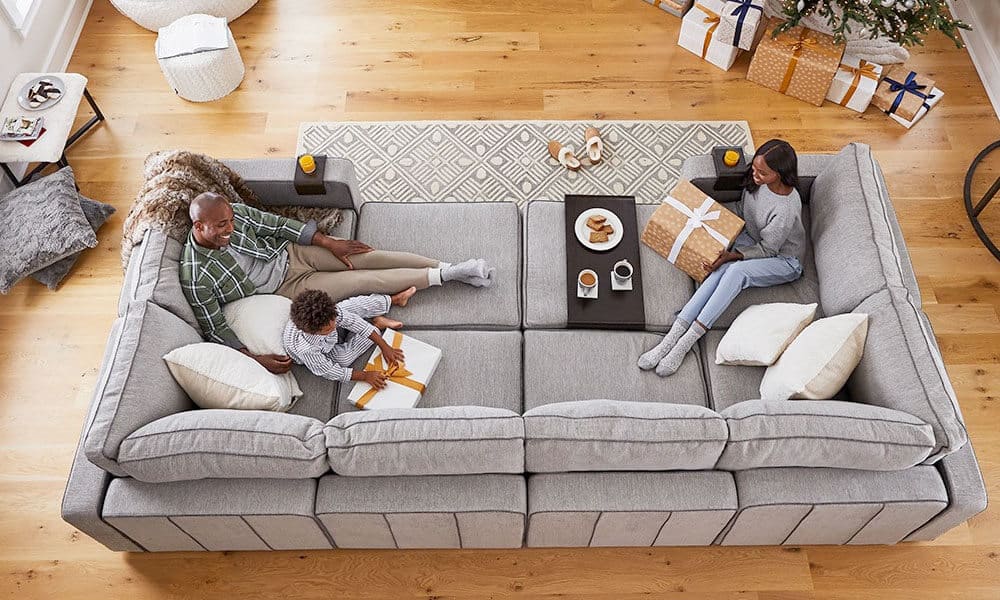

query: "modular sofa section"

left=527, top=472, right=737, bottom=547
left=316, top=474, right=526, bottom=548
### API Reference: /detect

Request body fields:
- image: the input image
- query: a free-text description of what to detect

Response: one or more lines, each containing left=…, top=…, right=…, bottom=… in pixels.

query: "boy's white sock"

left=428, top=268, right=443, bottom=287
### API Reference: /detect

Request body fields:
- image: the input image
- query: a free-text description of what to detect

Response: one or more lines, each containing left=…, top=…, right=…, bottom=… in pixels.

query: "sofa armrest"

left=903, top=440, right=989, bottom=541
left=222, top=158, right=363, bottom=212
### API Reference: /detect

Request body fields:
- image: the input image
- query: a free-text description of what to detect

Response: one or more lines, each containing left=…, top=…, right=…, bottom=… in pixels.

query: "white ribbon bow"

left=662, top=195, right=732, bottom=264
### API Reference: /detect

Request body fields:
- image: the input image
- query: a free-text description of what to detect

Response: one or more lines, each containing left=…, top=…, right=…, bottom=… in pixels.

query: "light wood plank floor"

left=3, top=1, right=999, bottom=597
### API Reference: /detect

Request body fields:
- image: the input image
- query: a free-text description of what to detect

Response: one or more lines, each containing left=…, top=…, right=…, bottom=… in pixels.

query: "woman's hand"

left=313, top=233, right=373, bottom=269
left=703, top=250, right=743, bottom=274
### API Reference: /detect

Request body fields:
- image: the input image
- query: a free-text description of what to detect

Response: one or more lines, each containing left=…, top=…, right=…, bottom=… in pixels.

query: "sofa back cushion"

left=119, top=229, right=201, bottom=332
left=523, top=400, right=727, bottom=472
left=117, top=409, right=328, bottom=482
left=717, top=399, right=935, bottom=471
left=84, top=301, right=202, bottom=475
left=848, top=288, right=968, bottom=462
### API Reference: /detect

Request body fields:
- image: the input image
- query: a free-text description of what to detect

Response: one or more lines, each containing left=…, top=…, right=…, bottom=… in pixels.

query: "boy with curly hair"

left=282, top=287, right=416, bottom=390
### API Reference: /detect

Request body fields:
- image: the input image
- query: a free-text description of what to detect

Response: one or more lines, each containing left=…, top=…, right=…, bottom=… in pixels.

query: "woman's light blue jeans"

left=677, top=234, right=803, bottom=329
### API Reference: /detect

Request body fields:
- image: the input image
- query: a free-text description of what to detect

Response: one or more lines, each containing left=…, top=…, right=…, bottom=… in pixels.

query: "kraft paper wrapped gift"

left=643, top=0, right=693, bottom=18
left=888, top=86, right=943, bottom=129
left=641, top=179, right=745, bottom=283
left=716, top=0, right=765, bottom=51
left=347, top=329, right=441, bottom=410
left=826, top=55, right=882, bottom=112
left=678, top=0, right=742, bottom=71
left=746, top=18, right=845, bottom=106
left=872, top=65, right=937, bottom=122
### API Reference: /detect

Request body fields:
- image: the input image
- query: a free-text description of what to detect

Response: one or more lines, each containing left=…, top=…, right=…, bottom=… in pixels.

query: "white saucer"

left=611, top=276, right=633, bottom=291
left=578, top=282, right=598, bottom=299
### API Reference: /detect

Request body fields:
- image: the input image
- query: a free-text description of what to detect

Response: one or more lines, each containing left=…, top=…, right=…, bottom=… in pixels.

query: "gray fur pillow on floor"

left=31, top=195, right=116, bottom=290
left=0, top=167, right=98, bottom=294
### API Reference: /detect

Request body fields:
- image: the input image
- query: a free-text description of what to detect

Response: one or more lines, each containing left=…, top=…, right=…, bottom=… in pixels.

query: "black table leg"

left=65, top=87, right=106, bottom=150
left=1, top=162, right=21, bottom=187
left=964, top=141, right=1000, bottom=261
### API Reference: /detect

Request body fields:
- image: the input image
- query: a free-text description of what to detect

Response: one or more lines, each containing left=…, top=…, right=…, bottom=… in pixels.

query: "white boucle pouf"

left=156, top=15, right=245, bottom=103
left=110, top=0, right=259, bottom=31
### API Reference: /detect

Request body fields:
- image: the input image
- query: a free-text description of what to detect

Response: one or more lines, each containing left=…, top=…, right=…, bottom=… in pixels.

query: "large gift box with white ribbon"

left=641, top=179, right=745, bottom=283
left=678, top=0, right=741, bottom=71
left=347, top=329, right=441, bottom=410
left=716, top=0, right=764, bottom=51
left=826, top=55, right=882, bottom=113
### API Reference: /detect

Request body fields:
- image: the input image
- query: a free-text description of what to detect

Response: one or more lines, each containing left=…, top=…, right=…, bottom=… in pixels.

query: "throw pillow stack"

left=715, top=302, right=869, bottom=401
left=0, top=167, right=115, bottom=292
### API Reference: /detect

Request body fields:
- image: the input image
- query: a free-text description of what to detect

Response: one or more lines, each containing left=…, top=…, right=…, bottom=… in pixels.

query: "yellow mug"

left=298, top=154, right=316, bottom=174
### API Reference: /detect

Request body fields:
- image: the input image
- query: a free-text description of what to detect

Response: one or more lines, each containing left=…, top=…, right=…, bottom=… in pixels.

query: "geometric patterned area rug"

left=298, top=120, right=753, bottom=206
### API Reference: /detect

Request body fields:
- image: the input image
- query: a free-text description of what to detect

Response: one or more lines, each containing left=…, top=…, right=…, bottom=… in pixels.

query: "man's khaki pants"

left=276, top=244, right=438, bottom=303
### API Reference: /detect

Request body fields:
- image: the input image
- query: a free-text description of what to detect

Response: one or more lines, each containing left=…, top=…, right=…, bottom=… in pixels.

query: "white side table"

left=156, top=14, right=245, bottom=102
left=0, top=73, right=105, bottom=187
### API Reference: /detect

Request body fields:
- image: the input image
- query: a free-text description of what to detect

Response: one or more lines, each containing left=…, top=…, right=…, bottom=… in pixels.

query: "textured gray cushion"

left=0, top=167, right=98, bottom=293
left=523, top=201, right=696, bottom=330
left=523, top=400, right=727, bottom=472
left=324, top=406, right=525, bottom=476
left=286, top=364, right=338, bottom=422
left=356, top=202, right=521, bottom=329
left=117, top=409, right=329, bottom=482
left=31, top=195, right=116, bottom=290
left=717, top=399, right=936, bottom=471
left=119, top=229, right=201, bottom=331
left=523, top=330, right=709, bottom=411
left=848, top=288, right=968, bottom=462
left=336, top=329, right=523, bottom=415
left=84, top=301, right=202, bottom=475
left=904, top=441, right=989, bottom=541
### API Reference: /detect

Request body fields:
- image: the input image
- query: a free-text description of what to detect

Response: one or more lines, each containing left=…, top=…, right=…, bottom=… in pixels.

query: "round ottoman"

left=110, top=0, right=259, bottom=31
left=157, top=14, right=245, bottom=102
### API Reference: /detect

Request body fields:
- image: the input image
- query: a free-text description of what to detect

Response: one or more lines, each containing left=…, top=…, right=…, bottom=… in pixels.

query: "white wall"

left=949, top=0, right=1000, bottom=119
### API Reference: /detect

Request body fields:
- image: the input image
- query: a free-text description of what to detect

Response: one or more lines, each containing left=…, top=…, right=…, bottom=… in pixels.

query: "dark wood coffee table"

left=564, top=195, right=646, bottom=330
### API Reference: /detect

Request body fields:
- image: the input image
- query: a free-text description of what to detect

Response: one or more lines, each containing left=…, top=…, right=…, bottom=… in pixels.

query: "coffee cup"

left=578, top=269, right=598, bottom=291
left=612, top=259, right=633, bottom=285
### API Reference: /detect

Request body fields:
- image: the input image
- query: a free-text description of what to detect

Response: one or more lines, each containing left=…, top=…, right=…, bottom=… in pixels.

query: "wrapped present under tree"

left=643, top=0, right=693, bottom=17
left=678, top=0, right=742, bottom=71
left=716, top=0, right=765, bottom=51
left=826, top=55, right=882, bottom=112
left=887, top=85, right=944, bottom=129
left=872, top=65, right=937, bottom=122
left=746, top=17, right=845, bottom=106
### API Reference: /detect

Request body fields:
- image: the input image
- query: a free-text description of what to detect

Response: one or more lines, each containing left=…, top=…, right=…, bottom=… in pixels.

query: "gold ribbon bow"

left=777, top=29, right=841, bottom=95
left=837, top=60, right=879, bottom=107
left=355, top=331, right=426, bottom=409
left=695, top=3, right=721, bottom=60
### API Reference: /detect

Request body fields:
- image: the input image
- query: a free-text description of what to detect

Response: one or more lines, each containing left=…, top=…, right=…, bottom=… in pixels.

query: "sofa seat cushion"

left=336, top=330, right=523, bottom=415
left=84, top=302, right=202, bottom=475
left=324, top=406, right=524, bottom=476
left=848, top=288, right=968, bottom=462
left=523, top=330, right=708, bottom=411
left=523, top=201, right=695, bottom=330
left=119, top=229, right=201, bottom=331
left=523, top=400, right=727, bottom=472
left=355, top=202, right=521, bottom=329
left=717, top=399, right=935, bottom=471
left=117, top=409, right=329, bottom=482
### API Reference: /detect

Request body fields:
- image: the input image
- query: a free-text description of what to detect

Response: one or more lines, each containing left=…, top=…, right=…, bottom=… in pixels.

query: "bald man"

left=180, top=192, right=492, bottom=374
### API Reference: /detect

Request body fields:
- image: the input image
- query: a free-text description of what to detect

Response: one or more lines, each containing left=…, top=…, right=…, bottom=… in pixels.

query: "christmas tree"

left=776, top=0, right=971, bottom=47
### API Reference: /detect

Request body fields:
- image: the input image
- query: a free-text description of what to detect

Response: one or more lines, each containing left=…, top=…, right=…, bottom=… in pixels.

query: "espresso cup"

left=612, top=259, right=633, bottom=285
left=578, top=269, right=598, bottom=291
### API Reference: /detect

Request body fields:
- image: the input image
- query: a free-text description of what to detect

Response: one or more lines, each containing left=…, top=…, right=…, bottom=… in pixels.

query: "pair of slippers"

left=547, top=127, right=604, bottom=172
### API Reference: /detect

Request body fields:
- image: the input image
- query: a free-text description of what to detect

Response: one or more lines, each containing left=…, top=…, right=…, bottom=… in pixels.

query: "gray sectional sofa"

left=62, top=143, right=988, bottom=551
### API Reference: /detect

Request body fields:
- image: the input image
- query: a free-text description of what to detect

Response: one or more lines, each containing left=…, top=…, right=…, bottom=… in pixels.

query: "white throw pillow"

left=759, top=313, right=869, bottom=402
left=716, top=302, right=818, bottom=366
left=164, top=343, right=298, bottom=411
left=222, top=294, right=302, bottom=405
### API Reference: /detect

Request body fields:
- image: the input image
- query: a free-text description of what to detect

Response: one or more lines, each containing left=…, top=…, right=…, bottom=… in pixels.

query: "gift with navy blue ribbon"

left=717, top=0, right=764, bottom=50
left=872, top=65, right=937, bottom=121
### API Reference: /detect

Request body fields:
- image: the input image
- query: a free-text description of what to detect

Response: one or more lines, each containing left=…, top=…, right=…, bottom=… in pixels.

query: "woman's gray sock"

left=638, top=319, right=689, bottom=370
left=655, top=322, right=706, bottom=377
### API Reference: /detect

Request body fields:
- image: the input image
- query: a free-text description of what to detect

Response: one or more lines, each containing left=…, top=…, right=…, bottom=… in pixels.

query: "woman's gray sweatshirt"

left=729, top=185, right=807, bottom=262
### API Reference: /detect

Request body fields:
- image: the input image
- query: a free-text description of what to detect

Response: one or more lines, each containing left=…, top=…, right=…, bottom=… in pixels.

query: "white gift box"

left=888, top=86, right=944, bottom=129
left=716, top=0, right=764, bottom=51
left=826, top=55, right=883, bottom=113
left=347, top=329, right=441, bottom=410
left=678, top=0, right=741, bottom=71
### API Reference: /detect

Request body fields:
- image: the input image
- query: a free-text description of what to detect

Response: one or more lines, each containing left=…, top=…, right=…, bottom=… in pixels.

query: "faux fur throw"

left=120, top=150, right=343, bottom=269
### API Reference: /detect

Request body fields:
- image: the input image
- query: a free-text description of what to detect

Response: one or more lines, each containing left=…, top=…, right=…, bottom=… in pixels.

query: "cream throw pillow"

left=164, top=343, right=299, bottom=411
left=222, top=294, right=302, bottom=405
left=716, top=302, right=818, bottom=366
left=759, top=313, right=869, bottom=401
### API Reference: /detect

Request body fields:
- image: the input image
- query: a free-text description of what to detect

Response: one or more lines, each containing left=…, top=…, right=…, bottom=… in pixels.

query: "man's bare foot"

left=373, top=315, right=403, bottom=330
left=390, top=286, right=417, bottom=307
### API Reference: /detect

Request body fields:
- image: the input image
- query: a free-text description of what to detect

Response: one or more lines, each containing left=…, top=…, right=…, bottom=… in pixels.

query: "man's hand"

left=704, top=250, right=743, bottom=274
left=241, top=349, right=293, bottom=374
left=361, top=370, right=388, bottom=390
left=313, top=233, right=373, bottom=270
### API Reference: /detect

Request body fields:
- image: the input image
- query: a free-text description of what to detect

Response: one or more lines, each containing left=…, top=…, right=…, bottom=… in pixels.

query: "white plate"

left=17, top=75, right=65, bottom=112
left=575, top=208, right=624, bottom=252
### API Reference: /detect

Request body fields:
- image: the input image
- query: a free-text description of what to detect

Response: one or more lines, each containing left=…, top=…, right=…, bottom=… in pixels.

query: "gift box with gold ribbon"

left=678, top=0, right=742, bottom=71
left=641, top=179, right=745, bottom=283
left=643, top=0, right=693, bottom=18
left=826, top=55, right=883, bottom=113
left=746, top=18, right=845, bottom=106
left=716, top=0, right=765, bottom=50
left=872, top=65, right=937, bottom=122
left=347, top=329, right=441, bottom=410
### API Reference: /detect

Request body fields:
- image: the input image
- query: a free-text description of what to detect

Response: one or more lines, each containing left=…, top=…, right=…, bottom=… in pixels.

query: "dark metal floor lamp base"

left=965, top=141, right=1000, bottom=261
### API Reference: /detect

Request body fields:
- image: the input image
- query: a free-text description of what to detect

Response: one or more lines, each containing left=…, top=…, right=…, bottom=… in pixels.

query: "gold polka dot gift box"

left=641, top=179, right=745, bottom=283
left=678, top=0, right=742, bottom=71
left=746, top=17, right=845, bottom=107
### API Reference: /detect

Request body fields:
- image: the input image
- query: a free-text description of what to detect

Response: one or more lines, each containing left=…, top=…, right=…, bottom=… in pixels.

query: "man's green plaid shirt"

left=180, top=203, right=317, bottom=348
